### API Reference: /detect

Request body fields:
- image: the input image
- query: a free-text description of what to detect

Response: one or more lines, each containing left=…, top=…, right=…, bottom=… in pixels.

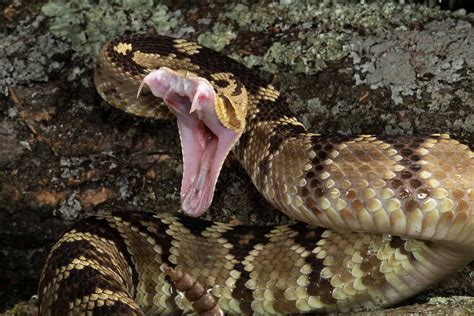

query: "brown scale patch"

left=112, top=211, right=174, bottom=269
left=306, top=259, right=330, bottom=301
left=89, top=217, right=139, bottom=289
left=124, top=213, right=196, bottom=314
left=359, top=245, right=385, bottom=287
left=236, top=95, right=300, bottom=172
left=299, top=135, right=445, bottom=234
left=307, top=230, right=355, bottom=306
left=123, top=216, right=235, bottom=313
left=232, top=93, right=298, bottom=168
left=105, top=212, right=187, bottom=313
left=389, top=236, right=416, bottom=262
left=176, top=214, right=215, bottom=236
left=40, top=215, right=139, bottom=292
left=52, top=266, right=139, bottom=315
left=255, top=122, right=306, bottom=189
left=230, top=264, right=254, bottom=315
left=273, top=288, right=298, bottom=314
left=380, top=136, right=429, bottom=215
left=419, top=136, right=473, bottom=215
left=310, top=230, right=397, bottom=307
left=299, top=135, right=351, bottom=213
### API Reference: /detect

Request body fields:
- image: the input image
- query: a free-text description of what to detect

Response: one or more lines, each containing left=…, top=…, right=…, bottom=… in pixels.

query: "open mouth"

left=139, top=68, right=241, bottom=217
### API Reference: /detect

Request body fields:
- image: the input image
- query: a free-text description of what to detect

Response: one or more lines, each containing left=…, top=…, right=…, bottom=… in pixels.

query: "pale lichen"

left=222, top=2, right=453, bottom=75
left=225, top=3, right=253, bottom=28
left=0, top=15, right=69, bottom=95
left=350, top=18, right=473, bottom=133
left=41, top=0, right=184, bottom=58
left=197, top=23, right=237, bottom=51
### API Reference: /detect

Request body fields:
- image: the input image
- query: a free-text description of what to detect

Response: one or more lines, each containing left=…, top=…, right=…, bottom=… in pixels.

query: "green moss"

left=225, top=3, right=252, bottom=28
left=252, top=31, right=346, bottom=75
left=197, top=23, right=237, bottom=51
left=42, top=0, right=182, bottom=58
left=222, top=2, right=450, bottom=75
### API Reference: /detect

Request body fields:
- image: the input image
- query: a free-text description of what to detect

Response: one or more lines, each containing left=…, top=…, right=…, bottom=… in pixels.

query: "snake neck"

left=233, top=92, right=473, bottom=254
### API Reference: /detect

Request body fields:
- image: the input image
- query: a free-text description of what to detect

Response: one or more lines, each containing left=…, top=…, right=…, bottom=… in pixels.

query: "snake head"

left=140, top=67, right=247, bottom=217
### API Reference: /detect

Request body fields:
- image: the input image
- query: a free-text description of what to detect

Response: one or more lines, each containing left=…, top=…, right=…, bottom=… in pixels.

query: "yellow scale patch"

left=114, top=42, right=133, bottom=55
left=258, top=84, right=280, bottom=101
left=173, top=39, right=202, bottom=55
left=211, top=72, right=247, bottom=131
left=69, top=287, right=139, bottom=312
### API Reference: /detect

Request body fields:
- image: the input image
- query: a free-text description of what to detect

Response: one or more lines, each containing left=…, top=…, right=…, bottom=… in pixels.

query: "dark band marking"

left=231, top=80, right=244, bottom=97
left=252, top=97, right=297, bottom=124
left=289, top=223, right=336, bottom=304
left=378, top=136, right=428, bottom=213
left=290, top=222, right=325, bottom=251
left=50, top=263, right=131, bottom=315
left=213, top=79, right=229, bottom=88
left=221, top=225, right=273, bottom=314
left=41, top=216, right=139, bottom=294
left=107, top=39, right=146, bottom=77
left=459, top=138, right=473, bottom=151
left=41, top=239, right=122, bottom=290
left=389, top=236, right=415, bottom=261
left=110, top=211, right=175, bottom=268
left=301, top=135, right=357, bottom=214
left=237, top=96, right=302, bottom=163
left=77, top=216, right=139, bottom=280
left=176, top=214, right=215, bottom=237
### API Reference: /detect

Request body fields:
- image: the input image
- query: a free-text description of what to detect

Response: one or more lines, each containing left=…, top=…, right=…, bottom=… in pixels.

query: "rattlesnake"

left=38, top=34, right=473, bottom=315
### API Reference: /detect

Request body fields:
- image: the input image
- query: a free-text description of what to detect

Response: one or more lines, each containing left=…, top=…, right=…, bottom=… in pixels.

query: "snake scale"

left=38, top=34, right=473, bottom=315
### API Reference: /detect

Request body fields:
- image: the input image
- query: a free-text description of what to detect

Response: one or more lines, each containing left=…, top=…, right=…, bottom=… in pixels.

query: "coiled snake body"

left=39, top=34, right=473, bottom=315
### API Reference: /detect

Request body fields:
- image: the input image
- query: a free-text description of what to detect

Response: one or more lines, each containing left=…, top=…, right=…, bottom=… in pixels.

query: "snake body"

left=39, top=34, right=474, bottom=315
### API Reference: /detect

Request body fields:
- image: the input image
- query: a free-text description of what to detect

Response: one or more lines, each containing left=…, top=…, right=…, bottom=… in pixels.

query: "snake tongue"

left=142, top=68, right=240, bottom=217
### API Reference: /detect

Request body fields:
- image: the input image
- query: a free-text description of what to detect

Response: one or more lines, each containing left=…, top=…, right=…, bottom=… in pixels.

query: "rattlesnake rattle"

left=38, top=34, right=473, bottom=315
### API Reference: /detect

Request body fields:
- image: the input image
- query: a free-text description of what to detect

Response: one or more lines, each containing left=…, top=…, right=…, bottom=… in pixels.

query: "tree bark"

left=1, top=1, right=472, bottom=314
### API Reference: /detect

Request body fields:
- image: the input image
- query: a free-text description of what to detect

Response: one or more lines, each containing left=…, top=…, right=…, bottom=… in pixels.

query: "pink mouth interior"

left=140, top=68, right=240, bottom=217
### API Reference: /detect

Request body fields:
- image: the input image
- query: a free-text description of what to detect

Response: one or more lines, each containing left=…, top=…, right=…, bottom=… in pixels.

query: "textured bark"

left=1, top=0, right=472, bottom=314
